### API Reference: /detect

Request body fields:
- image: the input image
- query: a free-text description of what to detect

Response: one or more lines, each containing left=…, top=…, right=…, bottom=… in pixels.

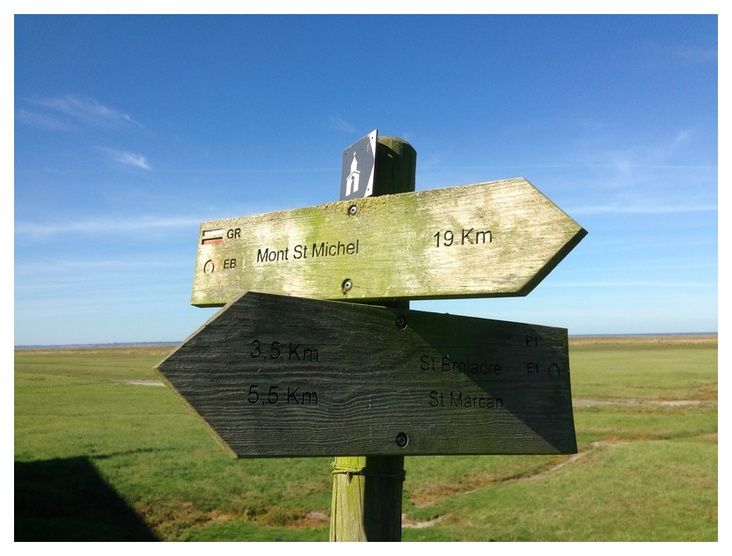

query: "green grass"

left=14, top=337, right=717, bottom=541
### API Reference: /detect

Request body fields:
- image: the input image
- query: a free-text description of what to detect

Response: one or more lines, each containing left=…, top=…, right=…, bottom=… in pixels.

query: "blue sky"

left=12, top=12, right=719, bottom=346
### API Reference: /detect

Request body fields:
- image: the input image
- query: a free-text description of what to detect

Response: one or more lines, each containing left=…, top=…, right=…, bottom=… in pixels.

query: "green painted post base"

left=329, top=136, right=416, bottom=541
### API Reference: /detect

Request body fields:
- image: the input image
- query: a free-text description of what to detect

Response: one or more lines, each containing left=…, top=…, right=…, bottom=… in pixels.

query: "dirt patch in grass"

left=288, top=511, right=330, bottom=529
left=402, top=514, right=448, bottom=528
left=119, top=380, right=165, bottom=386
left=573, top=398, right=717, bottom=408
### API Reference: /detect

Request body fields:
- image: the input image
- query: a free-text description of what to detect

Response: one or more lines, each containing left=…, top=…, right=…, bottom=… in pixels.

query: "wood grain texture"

left=191, top=177, right=587, bottom=307
left=156, top=291, right=577, bottom=457
left=331, top=135, right=414, bottom=541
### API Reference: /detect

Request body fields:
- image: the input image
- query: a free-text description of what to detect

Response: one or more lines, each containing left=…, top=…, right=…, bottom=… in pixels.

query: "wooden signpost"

left=156, top=132, right=586, bottom=541
left=191, top=177, right=586, bottom=307
left=157, top=291, right=575, bottom=457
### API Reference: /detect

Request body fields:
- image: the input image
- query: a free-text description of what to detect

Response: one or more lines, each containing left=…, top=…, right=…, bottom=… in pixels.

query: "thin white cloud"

left=15, top=108, right=71, bottom=131
left=329, top=114, right=357, bottom=134
left=27, top=95, right=143, bottom=129
left=96, top=147, right=151, bottom=169
left=15, top=215, right=202, bottom=239
left=15, top=255, right=189, bottom=278
left=569, top=201, right=717, bottom=215
left=671, top=45, right=717, bottom=64
left=543, top=280, right=717, bottom=289
left=584, top=126, right=710, bottom=176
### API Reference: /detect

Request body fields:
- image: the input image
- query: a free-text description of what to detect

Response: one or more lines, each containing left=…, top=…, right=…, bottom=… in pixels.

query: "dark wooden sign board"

left=191, top=177, right=587, bottom=307
left=156, top=291, right=576, bottom=458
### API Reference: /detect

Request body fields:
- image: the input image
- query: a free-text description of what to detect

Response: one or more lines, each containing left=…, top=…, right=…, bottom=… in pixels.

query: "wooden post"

left=329, top=136, right=416, bottom=541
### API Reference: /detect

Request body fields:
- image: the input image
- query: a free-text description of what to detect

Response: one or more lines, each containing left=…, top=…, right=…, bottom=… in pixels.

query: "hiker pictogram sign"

left=340, top=129, right=377, bottom=200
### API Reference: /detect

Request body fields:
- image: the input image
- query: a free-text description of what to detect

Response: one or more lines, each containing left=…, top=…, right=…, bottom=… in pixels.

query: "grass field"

left=14, top=335, right=718, bottom=541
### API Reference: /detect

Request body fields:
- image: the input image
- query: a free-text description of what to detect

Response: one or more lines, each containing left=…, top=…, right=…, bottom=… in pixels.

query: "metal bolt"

left=396, top=432, right=409, bottom=448
left=348, top=205, right=358, bottom=216
left=395, top=316, right=407, bottom=329
left=341, top=279, right=353, bottom=294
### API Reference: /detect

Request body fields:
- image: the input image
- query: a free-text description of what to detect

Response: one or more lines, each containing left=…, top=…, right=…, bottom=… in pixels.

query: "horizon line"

left=14, top=332, right=719, bottom=350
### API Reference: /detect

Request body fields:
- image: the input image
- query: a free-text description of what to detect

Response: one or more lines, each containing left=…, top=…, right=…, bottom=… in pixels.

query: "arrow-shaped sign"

left=191, top=177, right=586, bottom=307
left=156, top=291, right=577, bottom=457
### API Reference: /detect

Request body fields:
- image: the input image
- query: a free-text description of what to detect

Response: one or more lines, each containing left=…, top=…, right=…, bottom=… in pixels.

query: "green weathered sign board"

left=156, top=291, right=576, bottom=458
left=191, top=177, right=587, bottom=307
